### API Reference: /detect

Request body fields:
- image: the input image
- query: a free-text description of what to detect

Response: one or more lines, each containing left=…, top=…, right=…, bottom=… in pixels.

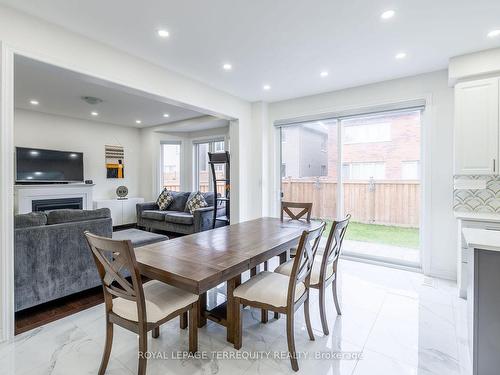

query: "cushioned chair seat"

left=275, top=257, right=334, bottom=285
left=141, top=210, right=169, bottom=221
left=165, top=212, right=194, bottom=225
left=233, top=271, right=305, bottom=308
left=112, top=280, right=198, bottom=323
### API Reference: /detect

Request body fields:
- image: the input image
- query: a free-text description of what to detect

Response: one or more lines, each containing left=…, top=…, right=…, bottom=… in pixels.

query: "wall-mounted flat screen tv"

left=16, top=147, right=84, bottom=183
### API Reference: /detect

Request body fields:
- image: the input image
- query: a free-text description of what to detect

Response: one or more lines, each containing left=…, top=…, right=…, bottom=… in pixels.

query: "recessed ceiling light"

left=320, top=71, right=329, bottom=77
left=263, top=84, right=271, bottom=91
left=395, top=52, right=407, bottom=60
left=381, top=10, right=396, bottom=20
left=157, top=29, right=170, bottom=38
left=163, top=113, right=170, bottom=118
left=91, top=111, right=99, bottom=116
left=29, top=99, right=39, bottom=105
left=223, top=63, right=232, bottom=71
left=135, top=120, right=142, bottom=124
left=488, top=29, right=500, bottom=38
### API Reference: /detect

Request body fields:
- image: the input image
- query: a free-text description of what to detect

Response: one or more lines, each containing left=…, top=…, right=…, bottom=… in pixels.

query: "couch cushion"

left=165, top=211, right=194, bottom=225
left=185, top=192, right=208, bottom=214
left=14, top=212, right=47, bottom=228
left=202, top=192, right=215, bottom=207
left=46, top=208, right=111, bottom=225
left=141, top=210, right=169, bottom=221
left=112, top=229, right=168, bottom=247
left=169, top=192, right=191, bottom=212
left=156, top=189, right=174, bottom=211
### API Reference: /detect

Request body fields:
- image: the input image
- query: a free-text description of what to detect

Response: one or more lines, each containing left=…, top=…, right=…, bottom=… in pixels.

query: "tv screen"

left=16, top=147, right=84, bottom=183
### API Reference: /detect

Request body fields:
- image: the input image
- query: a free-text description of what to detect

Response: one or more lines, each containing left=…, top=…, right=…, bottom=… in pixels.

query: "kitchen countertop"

left=462, top=228, right=500, bottom=252
left=454, top=211, right=500, bottom=223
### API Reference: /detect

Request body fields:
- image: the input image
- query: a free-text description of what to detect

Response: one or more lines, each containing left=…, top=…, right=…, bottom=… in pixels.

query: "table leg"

left=198, top=292, right=207, bottom=328
left=226, top=275, right=241, bottom=343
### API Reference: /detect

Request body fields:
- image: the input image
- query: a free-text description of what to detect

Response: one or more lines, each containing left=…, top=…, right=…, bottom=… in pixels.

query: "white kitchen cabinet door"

left=454, top=78, right=499, bottom=175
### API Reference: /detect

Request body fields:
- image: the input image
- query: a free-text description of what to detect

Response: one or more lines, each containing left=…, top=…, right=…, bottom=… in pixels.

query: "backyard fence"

left=281, top=178, right=420, bottom=228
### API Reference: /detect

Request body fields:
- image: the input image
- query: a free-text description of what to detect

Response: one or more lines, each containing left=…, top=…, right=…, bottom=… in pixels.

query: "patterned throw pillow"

left=186, top=191, right=208, bottom=214
left=156, top=189, right=174, bottom=211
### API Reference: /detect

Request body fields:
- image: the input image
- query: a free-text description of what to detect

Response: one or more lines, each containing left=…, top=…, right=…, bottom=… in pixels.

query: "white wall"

left=265, top=70, right=456, bottom=280
left=14, top=109, right=142, bottom=200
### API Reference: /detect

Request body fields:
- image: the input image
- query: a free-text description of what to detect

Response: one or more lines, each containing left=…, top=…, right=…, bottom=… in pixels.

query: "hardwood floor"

left=15, top=287, right=104, bottom=335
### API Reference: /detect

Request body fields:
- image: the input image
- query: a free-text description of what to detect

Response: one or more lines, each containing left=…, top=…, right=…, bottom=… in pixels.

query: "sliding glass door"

left=280, top=108, right=422, bottom=267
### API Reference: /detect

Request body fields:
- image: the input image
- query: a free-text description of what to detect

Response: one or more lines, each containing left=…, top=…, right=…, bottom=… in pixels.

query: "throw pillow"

left=185, top=191, right=208, bottom=214
left=156, top=189, right=174, bottom=211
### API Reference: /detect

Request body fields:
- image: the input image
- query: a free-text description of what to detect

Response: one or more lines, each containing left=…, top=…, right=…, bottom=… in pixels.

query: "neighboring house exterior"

left=282, top=111, right=421, bottom=180
left=281, top=124, right=329, bottom=178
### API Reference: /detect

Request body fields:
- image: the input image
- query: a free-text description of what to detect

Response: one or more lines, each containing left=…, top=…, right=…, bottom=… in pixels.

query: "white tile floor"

left=0, top=259, right=471, bottom=375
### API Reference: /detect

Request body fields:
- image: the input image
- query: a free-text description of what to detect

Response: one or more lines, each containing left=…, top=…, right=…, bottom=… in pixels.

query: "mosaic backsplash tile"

left=453, top=175, right=500, bottom=213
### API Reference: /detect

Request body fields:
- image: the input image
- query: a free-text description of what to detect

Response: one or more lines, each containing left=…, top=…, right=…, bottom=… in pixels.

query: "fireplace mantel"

left=14, top=183, right=94, bottom=214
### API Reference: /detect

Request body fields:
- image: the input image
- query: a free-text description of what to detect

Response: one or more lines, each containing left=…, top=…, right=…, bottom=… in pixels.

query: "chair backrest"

left=281, top=201, right=313, bottom=222
left=288, top=222, right=326, bottom=300
left=84, top=231, right=147, bottom=323
left=318, top=215, right=351, bottom=282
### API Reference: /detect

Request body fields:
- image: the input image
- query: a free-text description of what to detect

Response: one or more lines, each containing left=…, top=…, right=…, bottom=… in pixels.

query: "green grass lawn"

left=324, top=221, right=420, bottom=249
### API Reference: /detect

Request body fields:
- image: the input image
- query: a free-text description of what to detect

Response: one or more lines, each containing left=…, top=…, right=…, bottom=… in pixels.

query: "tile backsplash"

left=454, top=175, right=500, bottom=213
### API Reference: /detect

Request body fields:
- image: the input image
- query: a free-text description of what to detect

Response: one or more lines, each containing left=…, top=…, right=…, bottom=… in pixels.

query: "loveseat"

left=136, top=191, right=225, bottom=235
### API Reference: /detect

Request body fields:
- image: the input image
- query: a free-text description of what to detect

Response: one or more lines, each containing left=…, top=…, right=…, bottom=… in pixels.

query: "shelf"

left=216, top=197, right=230, bottom=201
left=216, top=216, right=230, bottom=223
left=215, top=179, right=230, bottom=182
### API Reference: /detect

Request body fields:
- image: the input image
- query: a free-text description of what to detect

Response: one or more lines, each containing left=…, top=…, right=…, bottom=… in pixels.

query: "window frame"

left=160, top=141, right=182, bottom=192
left=193, top=138, right=226, bottom=192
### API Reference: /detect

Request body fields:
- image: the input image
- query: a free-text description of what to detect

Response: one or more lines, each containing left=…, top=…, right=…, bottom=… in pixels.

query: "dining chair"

left=85, top=232, right=199, bottom=375
left=257, top=201, right=314, bottom=323
left=275, top=215, right=351, bottom=335
left=281, top=201, right=313, bottom=222
left=232, top=222, right=325, bottom=371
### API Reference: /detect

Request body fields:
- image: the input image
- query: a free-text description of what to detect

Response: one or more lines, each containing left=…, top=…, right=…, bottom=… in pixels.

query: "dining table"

left=135, top=216, right=322, bottom=343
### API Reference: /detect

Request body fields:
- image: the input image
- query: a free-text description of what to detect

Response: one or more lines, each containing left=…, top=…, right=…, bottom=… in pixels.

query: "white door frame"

left=0, top=42, right=15, bottom=343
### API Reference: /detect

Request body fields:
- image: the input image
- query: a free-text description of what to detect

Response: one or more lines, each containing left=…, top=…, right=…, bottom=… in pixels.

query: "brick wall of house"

left=328, top=111, right=421, bottom=179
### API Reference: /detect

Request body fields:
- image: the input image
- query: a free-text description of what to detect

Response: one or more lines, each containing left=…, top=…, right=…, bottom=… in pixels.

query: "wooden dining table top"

left=135, top=217, right=322, bottom=294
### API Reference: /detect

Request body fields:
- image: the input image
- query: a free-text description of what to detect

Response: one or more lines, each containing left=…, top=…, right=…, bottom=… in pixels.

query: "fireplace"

left=32, top=197, right=83, bottom=212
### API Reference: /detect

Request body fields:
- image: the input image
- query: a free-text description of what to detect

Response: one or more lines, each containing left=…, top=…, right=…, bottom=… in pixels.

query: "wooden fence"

left=282, top=178, right=420, bottom=228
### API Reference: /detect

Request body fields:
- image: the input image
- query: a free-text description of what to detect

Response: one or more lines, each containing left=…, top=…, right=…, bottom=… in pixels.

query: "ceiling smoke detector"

left=81, top=96, right=103, bottom=105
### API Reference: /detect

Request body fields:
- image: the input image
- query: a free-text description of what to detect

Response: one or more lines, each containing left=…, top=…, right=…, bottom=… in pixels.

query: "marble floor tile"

left=0, top=260, right=470, bottom=375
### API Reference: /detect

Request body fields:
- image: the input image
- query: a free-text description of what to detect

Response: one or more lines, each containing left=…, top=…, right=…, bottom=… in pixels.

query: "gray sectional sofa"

left=136, top=191, right=225, bottom=235
left=14, top=208, right=112, bottom=311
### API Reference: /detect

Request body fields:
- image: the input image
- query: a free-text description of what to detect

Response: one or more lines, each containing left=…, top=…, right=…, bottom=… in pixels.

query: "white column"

left=0, top=42, right=15, bottom=342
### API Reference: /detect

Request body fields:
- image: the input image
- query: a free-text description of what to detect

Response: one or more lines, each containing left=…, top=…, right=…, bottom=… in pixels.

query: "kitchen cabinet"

left=454, top=77, right=499, bottom=175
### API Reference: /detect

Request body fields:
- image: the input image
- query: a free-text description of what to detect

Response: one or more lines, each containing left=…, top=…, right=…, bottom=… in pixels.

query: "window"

left=195, top=139, right=227, bottom=192
left=321, top=165, right=327, bottom=176
left=343, top=122, right=391, bottom=144
left=401, top=161, right=419, bottom=180
left=342, top=162, right=386, bottom=180
left=161, top=143, right=181, bottom=191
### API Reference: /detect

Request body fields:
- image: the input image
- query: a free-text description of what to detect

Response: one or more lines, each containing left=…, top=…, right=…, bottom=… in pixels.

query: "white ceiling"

left=4, top=0, right=500, bottom=102
left=14, top=55, right=207, bottom=128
